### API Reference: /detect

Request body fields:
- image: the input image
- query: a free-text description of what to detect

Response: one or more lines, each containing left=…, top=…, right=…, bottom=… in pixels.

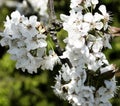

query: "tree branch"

left=47, top=0, right=72, bottom=68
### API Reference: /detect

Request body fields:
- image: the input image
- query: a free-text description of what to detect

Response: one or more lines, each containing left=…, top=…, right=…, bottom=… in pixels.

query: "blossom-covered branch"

left=0, top=0, right=119, bottom=106
left=53, top=0, right=117, bottom=106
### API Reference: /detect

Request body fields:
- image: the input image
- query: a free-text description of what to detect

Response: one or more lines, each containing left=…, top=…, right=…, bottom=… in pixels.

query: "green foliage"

left=0, top=53, right=71, bottom=106
left=57, top=29, right=68, bottom=49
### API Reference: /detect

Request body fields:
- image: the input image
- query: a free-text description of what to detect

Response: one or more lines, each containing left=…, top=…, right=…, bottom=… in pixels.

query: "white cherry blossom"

left=54, top=0, right=116, bottom=106
left=70, top=0, right=83, bottom=8
left=0, top=11, right=48, bottom=73
left=40, top=50, right=60, bottom=71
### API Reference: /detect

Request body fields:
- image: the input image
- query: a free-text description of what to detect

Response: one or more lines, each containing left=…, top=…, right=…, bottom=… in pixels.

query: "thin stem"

left=48, top=0, right=56, bottom=24
left=47, top=0, right=63, bottom=29
left=25, top=0, right=33, bottom=10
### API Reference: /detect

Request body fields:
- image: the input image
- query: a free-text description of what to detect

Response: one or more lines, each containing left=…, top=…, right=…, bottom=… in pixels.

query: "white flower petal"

left=99, top=5, right=107, bottom=15
left=84, top=13, right=93, bottom=23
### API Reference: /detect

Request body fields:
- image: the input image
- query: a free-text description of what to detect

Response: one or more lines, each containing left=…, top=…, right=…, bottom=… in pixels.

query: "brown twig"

left=109, top=26, right=120, bottom=36
left=47, top=0, right=56, bottom=24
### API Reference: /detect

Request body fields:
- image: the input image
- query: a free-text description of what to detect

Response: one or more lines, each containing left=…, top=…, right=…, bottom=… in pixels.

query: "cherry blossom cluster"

left=53, top=0, right=116, bottom=106
left=0, top=11, right=60, bottom=74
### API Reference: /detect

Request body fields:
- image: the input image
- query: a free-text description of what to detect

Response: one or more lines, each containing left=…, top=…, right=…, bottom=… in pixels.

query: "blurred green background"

left=0, top=0, right=120, bottom=106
